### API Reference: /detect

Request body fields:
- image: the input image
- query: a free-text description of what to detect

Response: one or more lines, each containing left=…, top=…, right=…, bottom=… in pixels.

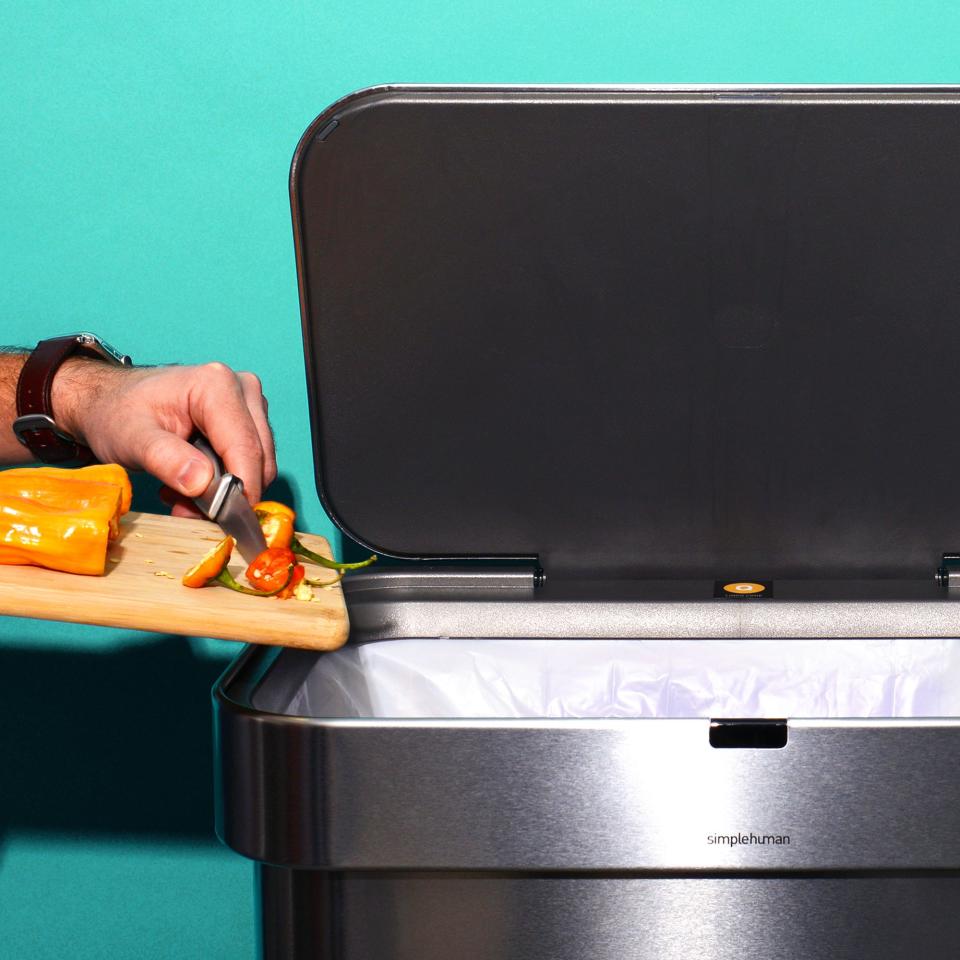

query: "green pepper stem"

left=292, top=536, right=376, bottom=572
left=214, top=565, right=293, bottom=596
left=305, top=570, right=345, bottom=589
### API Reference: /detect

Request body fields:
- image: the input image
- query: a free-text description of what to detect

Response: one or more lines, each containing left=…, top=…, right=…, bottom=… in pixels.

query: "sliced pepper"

left=182, top=535, right=235, bottom=587
left=253, top=501, right=295, bottom=550
left=0, top=494, right=114, bottom=575
left=253, top=500, right=294, bottom=521
left=183, top=536, right=293, bottom=596
left=275, top=562, right=305, bottom=600
left=3, top=464, right=132, bottom=514
left=252, top=499, right=376, bottom=573
left=246, top=547, right=299, bottom=593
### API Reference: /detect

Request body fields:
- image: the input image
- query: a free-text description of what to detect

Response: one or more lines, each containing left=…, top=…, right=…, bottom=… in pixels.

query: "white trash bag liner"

left=290, top=637, right=960, bottom=719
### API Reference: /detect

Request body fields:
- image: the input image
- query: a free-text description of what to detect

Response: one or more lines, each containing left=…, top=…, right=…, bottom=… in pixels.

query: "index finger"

left=189, top=363, right=267, bottom=504
left=237, top=371, right=277, bottom=491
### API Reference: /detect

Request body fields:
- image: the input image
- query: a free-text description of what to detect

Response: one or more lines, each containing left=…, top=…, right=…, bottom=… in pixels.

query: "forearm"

left=0, top=351, right=29, bottom=463
left=0, top=351, right=113, bottom=464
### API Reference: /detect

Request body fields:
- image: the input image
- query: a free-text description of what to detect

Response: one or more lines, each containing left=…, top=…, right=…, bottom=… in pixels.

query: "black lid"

left=292, top=86, right=960, bottom=580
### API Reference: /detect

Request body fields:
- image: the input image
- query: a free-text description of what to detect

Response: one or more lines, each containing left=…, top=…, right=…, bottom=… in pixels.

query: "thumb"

left=137, top=429, right=214, bottom=498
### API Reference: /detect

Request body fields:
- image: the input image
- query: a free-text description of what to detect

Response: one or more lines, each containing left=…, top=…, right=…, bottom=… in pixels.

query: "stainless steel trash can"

left=215, top=85, right=960, bottom=958
left=215, top=575, right=960, bottom=959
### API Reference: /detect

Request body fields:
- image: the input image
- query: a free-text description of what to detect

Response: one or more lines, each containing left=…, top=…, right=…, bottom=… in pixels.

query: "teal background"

left=2, top=1, right=960, bottom=957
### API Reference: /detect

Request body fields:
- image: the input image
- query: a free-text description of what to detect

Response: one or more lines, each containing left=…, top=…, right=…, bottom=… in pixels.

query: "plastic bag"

left=289, top=637, right=960, bottom=719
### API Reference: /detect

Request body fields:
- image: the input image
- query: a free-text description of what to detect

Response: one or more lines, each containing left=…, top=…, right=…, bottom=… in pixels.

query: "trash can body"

left=215, top=579, right=960, bottom=959
left=255, top=867, right=960, bottom=960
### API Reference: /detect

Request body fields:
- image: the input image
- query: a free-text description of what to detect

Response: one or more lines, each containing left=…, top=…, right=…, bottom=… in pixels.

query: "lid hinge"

left=937, top=554, right=960, bottom=589
left=344, top=565, right=541, bottom=599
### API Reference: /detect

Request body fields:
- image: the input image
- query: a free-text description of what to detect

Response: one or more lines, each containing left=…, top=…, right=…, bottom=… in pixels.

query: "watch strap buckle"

left=12, top=413, right=75, bottom=445
left=12, top=414, right=95, bottom=465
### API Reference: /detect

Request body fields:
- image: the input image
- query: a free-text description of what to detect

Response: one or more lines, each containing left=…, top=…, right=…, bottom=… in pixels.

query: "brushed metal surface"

left=347, top=596, right=960, bottom=639
left=216, top=648, right=960, bottom=871
left=345, top=566, right=536, bottom=597
left=258, top=866, right=960, bottom=960
left=342, top=574, right=960, bottom=641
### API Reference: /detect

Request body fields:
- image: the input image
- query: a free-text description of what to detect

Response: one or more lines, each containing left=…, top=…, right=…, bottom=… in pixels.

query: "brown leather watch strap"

left=14, top=336, right=104, bottom=464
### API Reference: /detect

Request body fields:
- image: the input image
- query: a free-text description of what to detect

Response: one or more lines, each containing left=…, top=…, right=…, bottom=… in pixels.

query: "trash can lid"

left=292, top=86, right=960, bottom=581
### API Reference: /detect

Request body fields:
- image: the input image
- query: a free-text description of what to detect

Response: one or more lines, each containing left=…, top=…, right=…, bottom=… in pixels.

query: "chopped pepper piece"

left=275, top=562, right=305, bottom=600
left=182, top=536, right=235, bottom=587
left=253, top=501, right=295, bottom=521
left=252, top=499, right=376, bottom=574
left=253, top=501, right=295, bottom=550
left=246, top=546, right=299, bottom=593
left=183, top=536, right=293, bottom=596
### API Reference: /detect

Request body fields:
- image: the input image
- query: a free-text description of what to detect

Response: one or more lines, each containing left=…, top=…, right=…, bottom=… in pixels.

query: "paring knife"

left=190, top=435, right=268, bottom=565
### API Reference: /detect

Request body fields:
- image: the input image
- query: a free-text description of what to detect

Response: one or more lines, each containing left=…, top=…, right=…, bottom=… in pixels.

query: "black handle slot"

left=709, top=719, right=788, bottom=749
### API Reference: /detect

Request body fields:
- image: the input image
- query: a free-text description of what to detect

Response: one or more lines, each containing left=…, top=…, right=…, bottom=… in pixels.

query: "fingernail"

left=176, top=457, right=211, bottom=496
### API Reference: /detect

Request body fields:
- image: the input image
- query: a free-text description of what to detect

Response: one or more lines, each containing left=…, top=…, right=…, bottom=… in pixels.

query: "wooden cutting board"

left=0, top=511, right=350, bottom=649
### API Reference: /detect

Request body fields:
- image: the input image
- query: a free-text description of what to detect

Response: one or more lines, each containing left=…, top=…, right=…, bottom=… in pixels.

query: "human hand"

left=52, top=360, right=277, bottom=517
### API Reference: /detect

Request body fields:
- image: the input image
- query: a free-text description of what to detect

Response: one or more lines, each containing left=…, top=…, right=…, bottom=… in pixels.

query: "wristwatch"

left=13, top=333, right=133, bottom=464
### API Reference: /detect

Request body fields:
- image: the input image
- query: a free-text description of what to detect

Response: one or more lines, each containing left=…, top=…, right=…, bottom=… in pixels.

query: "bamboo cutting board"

left=0, top=511, right=350, bottom=649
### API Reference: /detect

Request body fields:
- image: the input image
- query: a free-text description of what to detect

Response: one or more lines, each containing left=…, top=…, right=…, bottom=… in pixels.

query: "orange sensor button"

left=722, top=582, right=767, bottom=595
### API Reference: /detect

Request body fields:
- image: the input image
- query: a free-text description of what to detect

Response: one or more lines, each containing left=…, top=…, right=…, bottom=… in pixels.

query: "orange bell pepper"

left=0, top=475, right=123, bottom=540
left=2, top=464, right=132, bottom=515
left=0, top=494, right=114, bottom=575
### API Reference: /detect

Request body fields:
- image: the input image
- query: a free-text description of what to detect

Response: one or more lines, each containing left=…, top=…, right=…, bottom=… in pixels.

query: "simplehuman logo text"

left=707, top=832, right=791, bottom=847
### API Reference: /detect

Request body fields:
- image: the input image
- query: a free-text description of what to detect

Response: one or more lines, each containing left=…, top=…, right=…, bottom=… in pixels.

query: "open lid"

left=292, top=86, right=960, bottom=581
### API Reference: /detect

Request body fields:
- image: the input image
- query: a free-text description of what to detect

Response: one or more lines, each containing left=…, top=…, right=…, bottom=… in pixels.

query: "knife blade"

left=190, top=435, right=268, bottom=565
